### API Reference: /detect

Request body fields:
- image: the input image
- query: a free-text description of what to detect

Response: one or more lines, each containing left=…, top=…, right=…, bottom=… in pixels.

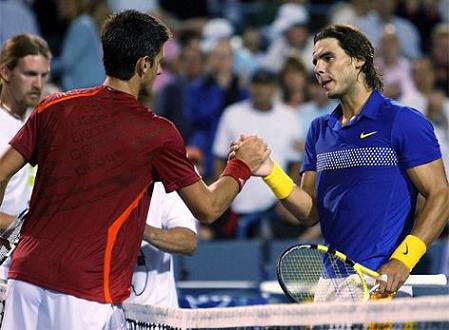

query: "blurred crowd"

left=1, top=0, right=448, bottom=242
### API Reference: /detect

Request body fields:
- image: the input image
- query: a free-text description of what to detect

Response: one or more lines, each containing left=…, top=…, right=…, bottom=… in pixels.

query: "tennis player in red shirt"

left=0, top=10, right=269, bottom=330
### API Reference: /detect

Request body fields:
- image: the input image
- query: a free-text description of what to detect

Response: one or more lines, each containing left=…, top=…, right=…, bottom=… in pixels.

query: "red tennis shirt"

left=8, top=86, right=200, bottom=303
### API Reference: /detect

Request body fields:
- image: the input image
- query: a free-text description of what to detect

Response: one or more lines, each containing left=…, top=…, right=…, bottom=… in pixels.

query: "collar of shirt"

left=326, top=90, right=383, bottom=131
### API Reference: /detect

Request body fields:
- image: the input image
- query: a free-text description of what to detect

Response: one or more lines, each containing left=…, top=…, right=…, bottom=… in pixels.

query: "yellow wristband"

left=390, top=235, right=427, bottom=270
left=262, top=162, right=295, bottom=199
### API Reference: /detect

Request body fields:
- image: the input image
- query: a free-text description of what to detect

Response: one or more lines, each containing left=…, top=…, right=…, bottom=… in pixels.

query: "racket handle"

left=404, top=274, right=448, bottom=286
left=374, top=274, right=447, bottom=286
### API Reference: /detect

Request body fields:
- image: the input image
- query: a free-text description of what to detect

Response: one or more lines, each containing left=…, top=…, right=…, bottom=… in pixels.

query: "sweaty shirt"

left=8, top=86, right=200, bottom=303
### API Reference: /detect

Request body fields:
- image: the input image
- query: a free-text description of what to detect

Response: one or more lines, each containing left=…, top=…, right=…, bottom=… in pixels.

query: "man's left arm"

left=143, top=225, right=196, bottom=256
left=378, top=158, right=449, bottom=293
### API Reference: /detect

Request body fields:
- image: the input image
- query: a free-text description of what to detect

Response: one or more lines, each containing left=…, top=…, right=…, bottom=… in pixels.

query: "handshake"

left=227, top=134, right=273, bottom=177
left=226, top=134, right=296, bottom=200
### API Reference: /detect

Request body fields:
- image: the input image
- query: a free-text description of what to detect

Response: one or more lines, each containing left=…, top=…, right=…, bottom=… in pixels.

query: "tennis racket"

left=276, top=244, right=447, bottom=303
left=0, top=209, right=28, bottom=265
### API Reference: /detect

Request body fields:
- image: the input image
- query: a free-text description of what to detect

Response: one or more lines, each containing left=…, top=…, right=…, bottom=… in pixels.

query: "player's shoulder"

left=382, top=96, right=428, bottom=123
left=310, top=112, right=332, bottom=128
left=150, top=111, right=178, bottom=128
left=36, top=86, right=103, bottom=112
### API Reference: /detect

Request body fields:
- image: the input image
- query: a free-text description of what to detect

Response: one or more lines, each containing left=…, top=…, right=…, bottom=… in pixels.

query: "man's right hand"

left=233, top=135, right=271, bottom=174
left=252, top=156, right=274, bottom=177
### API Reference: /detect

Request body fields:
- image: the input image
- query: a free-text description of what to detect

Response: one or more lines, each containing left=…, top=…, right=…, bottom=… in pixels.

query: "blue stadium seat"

left=265, top=239, right=300, bottom=280
left=176, top=240, right=264, bottom=282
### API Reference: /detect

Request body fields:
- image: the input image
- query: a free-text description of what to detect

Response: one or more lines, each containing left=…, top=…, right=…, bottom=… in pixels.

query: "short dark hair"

left=314, top=25, right=383, bottom=91
left=0, top=34, right=52, bottom=71
left=251, top=68, right=277, bottom=84
left=101, top=10, right=172, bottom=80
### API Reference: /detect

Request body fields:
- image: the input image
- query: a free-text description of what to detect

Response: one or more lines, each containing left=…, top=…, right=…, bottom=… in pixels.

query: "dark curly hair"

left=314, top=25, right=383, bottom=91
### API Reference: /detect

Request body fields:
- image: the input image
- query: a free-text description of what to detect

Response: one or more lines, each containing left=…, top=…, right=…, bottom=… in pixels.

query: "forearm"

left=143, top=225, right=196, bottom=256
left=180, top=157, right=252, bottom=224
left=179, top=176, right=240, bottom=224
left=0, top=212, right=15, bottom=231
left=387, top=160, right=449, bottom=273
left=379, top=189, right=449, bottom=291
left=263, top=162, right=318, bottom=226
left=280, top=188, right=318, bottom=226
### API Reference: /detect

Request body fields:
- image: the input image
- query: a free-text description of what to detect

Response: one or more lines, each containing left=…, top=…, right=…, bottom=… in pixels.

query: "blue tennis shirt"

left=302, top=90, right=441, bottom=270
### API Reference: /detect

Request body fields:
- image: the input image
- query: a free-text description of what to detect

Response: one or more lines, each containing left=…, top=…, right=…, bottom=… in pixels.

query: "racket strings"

left=326, top=254, right=363, bottom=301
left=279, top=247, right=366, bottom=303
left=280, top=248, right=323, bottom=302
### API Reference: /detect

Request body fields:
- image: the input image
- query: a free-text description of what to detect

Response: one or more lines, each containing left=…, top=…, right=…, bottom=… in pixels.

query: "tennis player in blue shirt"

left=245, top=25, right=449, bottom=296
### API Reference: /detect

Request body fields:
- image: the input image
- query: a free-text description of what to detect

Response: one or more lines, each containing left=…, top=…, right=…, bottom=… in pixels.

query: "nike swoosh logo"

left=403, top=243, right=409, bottom=255
left=360, top=131, right=378, bottom=139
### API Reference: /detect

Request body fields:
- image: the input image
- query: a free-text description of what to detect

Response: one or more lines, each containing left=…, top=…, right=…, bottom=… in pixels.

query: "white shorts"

left=1, top=279, right=126, bottom=330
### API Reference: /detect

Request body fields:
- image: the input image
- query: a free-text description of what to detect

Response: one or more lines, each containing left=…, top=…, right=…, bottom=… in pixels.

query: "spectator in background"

left=154, top=29, right=204, bottom=142
left=430, top=23, right=449, bottom=96
left=262, top=2, right=314, bottom=73
left=400, top=57, right=442, bottom=115
left=0, top=0, right=39, bottom=47
left=107, top=0, right=159, bottom=13
left=296, top=74, right=338, bottom=151
left=278, top=57, right=308, bottom=109
left=438, top=0, right=449, bottom=22
left=375, top=25, right=415, bottom=100
left=51, top=0, right=107, bottom=90
left=356, top=0, right=421, bottom=59
left=213, top=69, right=302, bottom=239
left=329, top=0, right=370, bottom=26
left=395, top=0, right=442, bottom=53
left=186, top=38, right=248, bottom=180
left=127, top=182, right=197, bottom=307
left=201, top=18, right=257, bottom=85
left=239, top=26, right=265, bottom=70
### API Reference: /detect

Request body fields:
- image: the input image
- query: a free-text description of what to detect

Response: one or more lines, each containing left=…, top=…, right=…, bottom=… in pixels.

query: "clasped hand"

left=228, top=134, right=274, bottom=176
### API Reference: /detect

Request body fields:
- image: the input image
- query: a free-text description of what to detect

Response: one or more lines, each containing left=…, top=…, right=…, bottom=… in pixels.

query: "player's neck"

left=103, top=76, right=139, bottom=99
left=339, top=85, right=372, bottom=125
left=0, top=89, right=25, bottom=121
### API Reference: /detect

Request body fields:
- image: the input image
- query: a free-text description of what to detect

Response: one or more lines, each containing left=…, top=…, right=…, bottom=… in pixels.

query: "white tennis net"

left=2, top=282, right=449, bottom=329
left=123, top=295, right=449, bottom=329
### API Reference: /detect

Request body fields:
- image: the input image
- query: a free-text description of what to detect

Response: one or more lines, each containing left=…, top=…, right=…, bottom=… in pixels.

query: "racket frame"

left=277, top=244, right=380, bottom=303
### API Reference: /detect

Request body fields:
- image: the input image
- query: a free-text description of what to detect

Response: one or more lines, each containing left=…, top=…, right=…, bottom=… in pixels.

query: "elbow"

left=185, top=240, right=197, bottom=256
left=192, top=204, right=223, bottom=225
left=304, top=217, right=319, bottom=227
left=194, top=212, right=218, bottom=225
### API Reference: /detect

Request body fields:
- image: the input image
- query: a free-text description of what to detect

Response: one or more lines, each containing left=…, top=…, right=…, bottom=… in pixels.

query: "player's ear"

left=135, top=56, right=150, bottom=77
left=0, top=64, right=11, bottom=83
left=353, top=57, right=365, bottom=70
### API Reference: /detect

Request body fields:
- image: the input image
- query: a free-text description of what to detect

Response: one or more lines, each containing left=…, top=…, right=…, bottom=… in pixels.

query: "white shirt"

left=213, top=100, right=302, bottom=214
left=0, top=107, right=34, bottom=280
left=126, top=183, right=197, bottom=307
left=0, top=108, right=32, bottom=216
